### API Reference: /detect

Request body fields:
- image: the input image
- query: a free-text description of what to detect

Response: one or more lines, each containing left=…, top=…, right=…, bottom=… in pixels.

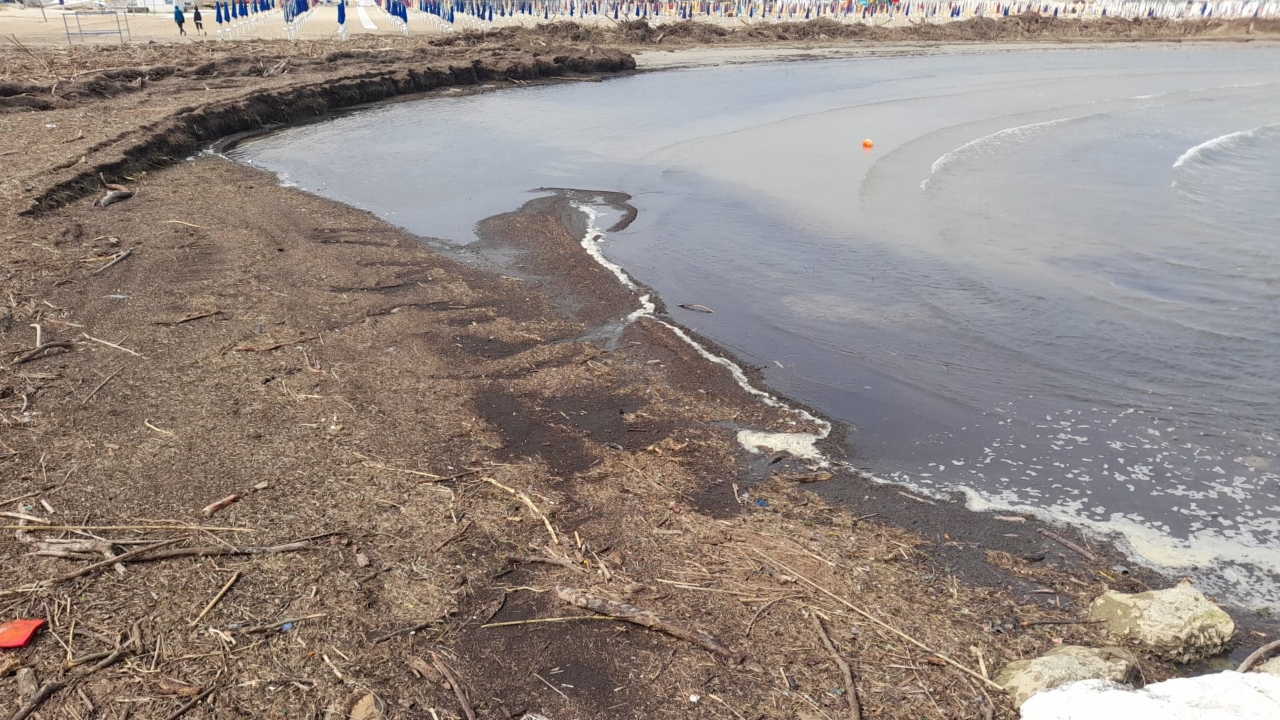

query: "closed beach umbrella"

left=338, top=0, right=346, bottom=22
left=216, top=1, right=224, bottom=22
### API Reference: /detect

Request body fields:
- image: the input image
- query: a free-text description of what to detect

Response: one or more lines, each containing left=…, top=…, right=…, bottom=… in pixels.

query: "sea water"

left=229, top=43, right=1280, bottom=609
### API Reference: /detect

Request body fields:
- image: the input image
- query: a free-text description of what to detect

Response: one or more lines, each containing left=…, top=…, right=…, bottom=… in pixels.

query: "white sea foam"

left=921, top=116, right=1087, bottom=191
left=574, top=201, right=831, bottom=464
left=1172, top=122, right=1280, bottom=169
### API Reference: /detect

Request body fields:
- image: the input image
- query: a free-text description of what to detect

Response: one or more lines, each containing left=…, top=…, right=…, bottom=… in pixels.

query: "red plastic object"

left=0, top=619, right=45, bottom=648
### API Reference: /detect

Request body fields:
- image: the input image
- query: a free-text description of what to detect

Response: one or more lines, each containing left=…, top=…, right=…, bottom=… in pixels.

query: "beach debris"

left=678, top=303, right=714, bottom=314
left=406, top=655, right=443, bottom=684
left=350, top=693, right=386, bottom=720
left=1037, top=528, right=1097, bottom=562
left=773, top=469, right=833, bottom=483
left=96, top=189, right=134, bottom=208
left=430, top=653, right=476, bottom=720
left=92, top=247, right=133, bottom=275
left=201, top=494, right=241, bottom=517
left=11, top=670, right=63, bottom=720
left=862, top=138, right=874, bottom=149
left=994, top=645, right=1137, bottom=707
left=1019, top=671, right=1280, bottom=720
left=553, top=585, right=745, bottom=663
left=0, top=619, right=45, bottom=649
left=1238, top=639, right=1280, bottom=674
left=1089, top=580, right=1235, bottom=661
left=810, top=613, right=861, bottom=720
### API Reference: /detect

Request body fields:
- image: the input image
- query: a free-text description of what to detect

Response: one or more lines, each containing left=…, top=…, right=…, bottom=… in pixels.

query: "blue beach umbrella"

left=216, top=1, right=224, bottom=22
left=338, top=0, right=346, bottom=23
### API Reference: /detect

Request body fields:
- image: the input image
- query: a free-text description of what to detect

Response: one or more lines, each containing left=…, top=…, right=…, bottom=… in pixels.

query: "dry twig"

left=8, top=681, right=64, bottom=720
left=431, top=653, right=476, bottom=720
left=811, top=613, right=860, bottom=720
left=1037, top=529, right=1098, bottom=562
left=554, top=586, right=745, bottom=663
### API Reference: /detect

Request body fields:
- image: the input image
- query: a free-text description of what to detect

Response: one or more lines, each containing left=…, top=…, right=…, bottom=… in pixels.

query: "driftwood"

left=811, top=614, right=860, bottom=720
left=11, top=341, right=75, bottom=365
left=1037, top=529, right=1098, bottom=562
left=1238, top=638, right=1280, bottom=673
left=553, top=586, right=745, bottom=663
left=9, top=681, right=64, bottom=720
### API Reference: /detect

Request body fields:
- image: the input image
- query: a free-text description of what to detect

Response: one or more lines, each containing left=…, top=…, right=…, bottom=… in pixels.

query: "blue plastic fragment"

left=281, top=622, right=294, bottom=633
left=755, top=499, right=769, bottom=508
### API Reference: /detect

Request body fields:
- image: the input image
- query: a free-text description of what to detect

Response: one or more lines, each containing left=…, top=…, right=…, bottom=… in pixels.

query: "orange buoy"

left=862, top=138, right=875, bottom=149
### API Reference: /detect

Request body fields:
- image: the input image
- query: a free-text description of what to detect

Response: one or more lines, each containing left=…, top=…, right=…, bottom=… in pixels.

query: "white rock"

left=1089, top=579, right=1234, bottom=661
left=1019, top=671, right=1280, bottom=720
left=994, top=645, right=1136, bottom=707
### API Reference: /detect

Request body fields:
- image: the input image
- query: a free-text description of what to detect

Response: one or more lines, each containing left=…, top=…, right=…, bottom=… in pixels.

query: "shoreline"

left=3, top=30, right=1277, bottom=718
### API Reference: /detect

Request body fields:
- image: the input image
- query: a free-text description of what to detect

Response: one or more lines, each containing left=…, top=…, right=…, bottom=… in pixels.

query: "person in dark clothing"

left=193, top=6, right=204, bottom=33
left=174, top=4, right=186, bottom=34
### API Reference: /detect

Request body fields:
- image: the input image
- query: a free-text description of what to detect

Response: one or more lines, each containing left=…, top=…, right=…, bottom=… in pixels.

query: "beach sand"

left=2, top=24, right=1277, bottom=719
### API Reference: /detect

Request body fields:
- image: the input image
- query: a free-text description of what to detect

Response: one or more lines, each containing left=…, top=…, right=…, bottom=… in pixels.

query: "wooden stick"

left=157, top=310, right=220, bottom=326
left=80, top=333, right=144, bottom=358
left=1018, top=618, right=1105, bottom=628
left=1037, top=529, right=1098, bottom=562
left=483, top=477, right=559, bottom=545
left=127, top=540, right=314, bottom=563
left=163, top=221, right=209, bottom=229
left=92, top=248, right=133, bottom=275
left=200, top=494, right=241, bottom=517
left=44, top=539, right=182, bottom=585
left=80, top=367, right=123, bottom=406
left=482, top=615, right=616, bottom=629
left=0, top=490, right=45, bottom=506
left=8, top=681, right=64, bottom=720
left=430, top=653, right=476, bottom=720
left=811, top=613, right=860, bottom=720
left=162, top=685, right=215, bottom=720
left=233, top=336, right=317, bottom=353
left=370, top=619, right=437, bottom=644
left=554, top=586, right=745, bottom=663
left=753, top=550, right=1004, bottom=691
left=11, top=341, right=75, bottom=365
left=190, top=571, right=240, bottom=627
left=434, top=522, right=472, bottom=553
left=1238, top=639, right=1280, bottom=673
left=532, top=671, right=569, bottom=701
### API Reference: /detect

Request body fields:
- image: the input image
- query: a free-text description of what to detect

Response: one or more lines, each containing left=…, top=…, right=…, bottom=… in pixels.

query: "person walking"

left=193, top=5, right=204, bottom=33
left=174, top=3, right=187, bottom=34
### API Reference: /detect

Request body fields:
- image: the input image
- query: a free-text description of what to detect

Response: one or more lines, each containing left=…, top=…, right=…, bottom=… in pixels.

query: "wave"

left=921, top=115, right=1091, bottom=191
left=1172, top=122, right=1280, bottom=169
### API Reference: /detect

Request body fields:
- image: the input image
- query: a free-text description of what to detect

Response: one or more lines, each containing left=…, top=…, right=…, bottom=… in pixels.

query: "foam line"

left=574, top=202, right=831, bottom=463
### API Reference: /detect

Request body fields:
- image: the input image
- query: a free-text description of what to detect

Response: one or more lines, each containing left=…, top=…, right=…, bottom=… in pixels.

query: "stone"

left=994, top=645, right=1138, bottom=707
left=1089, top=579, right=1235, bottom=661
left=1257, top=657, right=1280, bottom=676
left=1020, top=672, right=1280, bottom=720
